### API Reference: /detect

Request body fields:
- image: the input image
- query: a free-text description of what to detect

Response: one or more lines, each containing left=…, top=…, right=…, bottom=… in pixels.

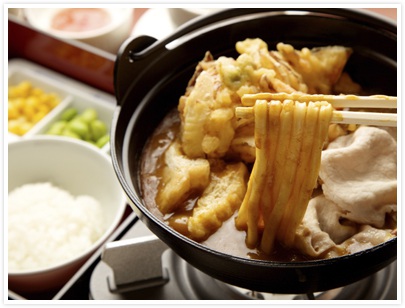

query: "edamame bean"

left=45, top=106, right=109, bottom=149
left=60, top=108, right=78, bottom=121
left=90, top=119, right=107, bottom=141
left=68, top=119, right=91, bottom=139
left=80, top=108, right=98, bottom=123
left=61, top=129, right=81, bottom=139
left=96, top=134, right=110, bottom=148
left=46, top=121, right=67, bottom=135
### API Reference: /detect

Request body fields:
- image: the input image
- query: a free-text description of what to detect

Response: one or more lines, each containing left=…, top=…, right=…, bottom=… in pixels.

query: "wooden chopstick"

left=237, top=93, right=397, bottom=127
left=241, top=93, right=397, bottom=109
left=331, top=110, right=396, bottom=127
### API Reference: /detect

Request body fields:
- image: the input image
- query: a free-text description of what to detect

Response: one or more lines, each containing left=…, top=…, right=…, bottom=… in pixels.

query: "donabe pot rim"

left=111, top=8, right=397, bottom=292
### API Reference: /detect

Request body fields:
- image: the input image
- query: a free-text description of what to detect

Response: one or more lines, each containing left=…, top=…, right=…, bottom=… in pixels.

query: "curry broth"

left=140, top=109, right=316, bottom=262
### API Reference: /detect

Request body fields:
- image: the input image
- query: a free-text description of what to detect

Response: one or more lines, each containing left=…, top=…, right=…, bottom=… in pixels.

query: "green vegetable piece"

left=90, top=119, right=107, bottom=141
left=80, top=108, right=98, bottom=123
left=60, top=108, right=78, bottom=121
left=46, top=120, right=67, bottom=135
left=96, top=134, right=110, bottom=148
left=61, top=128, right=81, bottom=139
left=222, top=65, right=242, bottom=86
left=68, top=119, right=90, bottom=139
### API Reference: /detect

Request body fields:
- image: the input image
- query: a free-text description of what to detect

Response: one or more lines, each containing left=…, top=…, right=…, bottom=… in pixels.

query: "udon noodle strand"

left=235, top=98, right=333, bottom=254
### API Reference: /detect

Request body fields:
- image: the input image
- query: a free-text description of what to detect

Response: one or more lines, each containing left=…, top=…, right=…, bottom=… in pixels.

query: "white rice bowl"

left=8, top=182, right=105, bottom=272
left=8, top=136, right=127, bottom=294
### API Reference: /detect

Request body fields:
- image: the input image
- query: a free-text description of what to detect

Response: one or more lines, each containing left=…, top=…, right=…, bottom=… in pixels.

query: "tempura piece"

left=235, top=38, right=308, bottom=93
left=276, top=43, right=352, bottom=94
left=188, top=161, right=248, bottom=241
left=235, top=98, right=333, bottom=254
left=178, top=39, right=352, bottom=163
left=156, top=140, right=210, bottom=214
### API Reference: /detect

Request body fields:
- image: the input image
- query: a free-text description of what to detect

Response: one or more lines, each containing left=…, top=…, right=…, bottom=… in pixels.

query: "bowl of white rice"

left=7, top=136, right=127, bottom=294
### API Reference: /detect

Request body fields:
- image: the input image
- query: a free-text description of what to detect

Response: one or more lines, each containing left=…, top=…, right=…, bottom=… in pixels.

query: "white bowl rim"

left=8, top=135, right=127, bottom=276
left=24, top=8, right=134, bottom=40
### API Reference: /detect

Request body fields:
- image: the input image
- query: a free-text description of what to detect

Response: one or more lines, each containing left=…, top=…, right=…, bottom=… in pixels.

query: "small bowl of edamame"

left=44, top=107, right=111, bottom=150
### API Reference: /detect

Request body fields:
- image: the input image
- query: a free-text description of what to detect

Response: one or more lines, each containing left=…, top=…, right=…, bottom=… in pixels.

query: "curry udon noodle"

left=140, top=38, right=397, bottom=262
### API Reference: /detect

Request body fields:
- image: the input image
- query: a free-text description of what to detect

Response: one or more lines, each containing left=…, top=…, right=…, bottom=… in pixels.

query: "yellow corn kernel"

left=9, top=116, right=32, bottom=136
left=38, top=103, right=50, bottom=114
left=18, top=121, right=33, bottom=135
left=8, top=103, right=20, bottom=120
left=31, top=87, right=44, bottom=97
left=24, top=100, right=38, bottom=121
left=15, top=81, right=32, bottom=98
left=46, top=94, right=60, bottom=108
left=8, top=81, right=30, bottom=99
left=8, top=120, right=20, bottom=135
left=32, top=111, right=47, bottom=123
left=13, top=98, right=25, bottom=112
left=8, top=87, right=20, bottom=99
left=25, top=96, right=39, bottom=108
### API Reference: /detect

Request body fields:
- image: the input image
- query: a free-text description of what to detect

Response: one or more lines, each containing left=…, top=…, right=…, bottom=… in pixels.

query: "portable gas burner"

left=85, top=215, right=397, bottom=301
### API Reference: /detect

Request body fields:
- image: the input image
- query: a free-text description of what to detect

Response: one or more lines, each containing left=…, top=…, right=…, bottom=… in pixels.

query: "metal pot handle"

left=114, top=35, right=157, bottom=103
left=113, top=9, right=267, bottom=103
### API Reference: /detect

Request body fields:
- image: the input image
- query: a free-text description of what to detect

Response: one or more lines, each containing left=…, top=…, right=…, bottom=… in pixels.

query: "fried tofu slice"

left=179, top=67, right=236, bottom=159
left=156, top=140, right=210, bottom=214
left=188, top=160, right=248, bottom=241
left=228, top=122, right=256, bottom=163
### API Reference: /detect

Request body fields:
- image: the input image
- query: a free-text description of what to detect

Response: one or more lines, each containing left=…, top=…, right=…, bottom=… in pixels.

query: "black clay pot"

left=110, top=8, right=397, bottom=293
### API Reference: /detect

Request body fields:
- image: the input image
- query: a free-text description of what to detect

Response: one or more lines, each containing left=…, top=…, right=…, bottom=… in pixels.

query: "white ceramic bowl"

left=24, top=8, right=134, bottom=53
left=8, top=136, right=127, bottom=294
left=168, top=8, right=223, bottom=26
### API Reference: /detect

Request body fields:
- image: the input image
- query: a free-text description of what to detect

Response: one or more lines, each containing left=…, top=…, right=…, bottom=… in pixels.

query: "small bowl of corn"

left=8, top=59, right=115, bottom=152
